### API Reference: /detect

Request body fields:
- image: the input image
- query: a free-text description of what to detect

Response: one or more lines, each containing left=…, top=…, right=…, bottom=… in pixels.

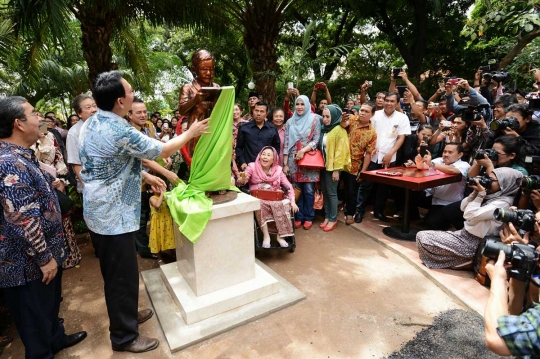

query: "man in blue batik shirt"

left=0, top=96, right=87, bottom=357
left=79, top=71, right=210, bottom=353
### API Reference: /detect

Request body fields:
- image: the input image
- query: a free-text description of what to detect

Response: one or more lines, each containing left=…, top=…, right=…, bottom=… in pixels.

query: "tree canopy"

left=0, top=0, right=539, bottom=115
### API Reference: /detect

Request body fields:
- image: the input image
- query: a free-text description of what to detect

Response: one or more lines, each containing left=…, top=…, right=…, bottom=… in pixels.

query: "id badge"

left=389, top=124, right=399, bottom=138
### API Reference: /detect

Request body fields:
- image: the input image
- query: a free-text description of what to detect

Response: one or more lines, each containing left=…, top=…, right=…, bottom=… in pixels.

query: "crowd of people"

left=2, top=57, right=540, bottom=357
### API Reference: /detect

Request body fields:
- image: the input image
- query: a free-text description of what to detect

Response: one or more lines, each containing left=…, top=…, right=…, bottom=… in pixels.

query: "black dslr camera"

left=490, top=116, right=520, bottom=132
left=480, top=59, right=499, bottom=73
left=494, top=208, right=536, bottom=234
left=525, top=155, right=540, bottom=176
left=475, top=148, right=499, bottom=162
left=467, top=174, right=494, bottom=189
left=521, top=175, right=540, bottom=192
left=462, top=104, right=491, bottom=122
left=482, top=239, right=540, bottom=283
left=491, top=71, right=510, bottom=84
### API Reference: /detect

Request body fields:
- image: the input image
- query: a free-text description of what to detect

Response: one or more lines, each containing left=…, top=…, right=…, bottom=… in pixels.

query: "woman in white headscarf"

left=416, top=167, right=523, bottom=270
left=283, top=95, right=321, bottom=230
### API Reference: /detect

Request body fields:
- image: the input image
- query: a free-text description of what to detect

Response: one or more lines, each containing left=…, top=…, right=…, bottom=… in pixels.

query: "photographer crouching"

left=483, top=209, right=540, bottom=357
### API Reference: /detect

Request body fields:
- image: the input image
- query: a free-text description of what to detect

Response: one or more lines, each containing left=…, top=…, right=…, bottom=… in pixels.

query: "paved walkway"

left=341, top=210, right=489, bottom=315
left=2, top=210, right=487, bottom=358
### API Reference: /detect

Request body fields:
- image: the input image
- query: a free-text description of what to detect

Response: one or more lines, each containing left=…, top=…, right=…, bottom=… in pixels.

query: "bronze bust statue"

left=178, top=49, right=220, bottom=157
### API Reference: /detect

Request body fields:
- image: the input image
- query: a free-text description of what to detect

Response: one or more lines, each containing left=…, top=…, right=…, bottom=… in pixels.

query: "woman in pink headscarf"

left=238, top=146, right=299, bottom=248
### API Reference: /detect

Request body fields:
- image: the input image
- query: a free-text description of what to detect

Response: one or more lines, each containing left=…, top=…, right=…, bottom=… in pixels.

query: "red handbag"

left=298, top=150, right=325, bottom=170
left=250, top=189, right=284, bottom=201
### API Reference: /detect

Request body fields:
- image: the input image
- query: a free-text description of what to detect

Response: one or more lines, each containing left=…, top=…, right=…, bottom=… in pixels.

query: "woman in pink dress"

left=238, top=146, right=299, bottom=248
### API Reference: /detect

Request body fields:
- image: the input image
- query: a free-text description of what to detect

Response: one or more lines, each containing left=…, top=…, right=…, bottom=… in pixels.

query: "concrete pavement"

left=3, top=214, right=470, bottom=358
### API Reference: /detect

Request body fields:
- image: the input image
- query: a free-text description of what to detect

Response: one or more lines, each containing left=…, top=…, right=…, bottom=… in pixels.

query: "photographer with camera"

left=484, top=210, right=540, bottom=357
left=493, top=104, right=540, bottom=156
left=474, top=68, right=494, bottom=105
left=468, top=136, right=529, bottom=178
left=416, top=167, right=523, bottom=270
left=445, top=78, right=492, bottom=124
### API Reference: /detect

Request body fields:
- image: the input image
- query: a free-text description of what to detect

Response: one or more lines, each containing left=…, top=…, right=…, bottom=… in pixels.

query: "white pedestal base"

left=142, top=260, right=305, bottom=353
left=161, top=262, right=278, bottom=325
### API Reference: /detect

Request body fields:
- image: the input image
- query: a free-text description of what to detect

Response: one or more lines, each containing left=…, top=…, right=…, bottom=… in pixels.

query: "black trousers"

left=94, top=232, right=139, bottom=346
left=357, top=161, right=395, bottom=215
left=135, top=191, right=152, bottom=255
left=342, top=171, right=359, bottom=216
left=442, top=200, right=465, bottom=230
left=410, top=190, right=461, bottom=230
left=4, top=269, right=67, bottom=359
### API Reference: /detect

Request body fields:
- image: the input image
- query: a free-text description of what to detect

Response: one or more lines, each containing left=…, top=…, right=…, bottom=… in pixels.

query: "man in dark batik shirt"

left=0, top=96, right=87, bottom=358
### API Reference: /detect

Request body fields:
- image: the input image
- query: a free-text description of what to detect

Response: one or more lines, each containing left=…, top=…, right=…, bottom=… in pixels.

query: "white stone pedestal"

left=174, top=193, right=260, bottom=296
left=142, top=192, right=305, bottom=352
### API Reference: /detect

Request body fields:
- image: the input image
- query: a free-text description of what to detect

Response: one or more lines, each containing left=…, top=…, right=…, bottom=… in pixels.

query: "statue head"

left=190, top=49, right=215, bottom=86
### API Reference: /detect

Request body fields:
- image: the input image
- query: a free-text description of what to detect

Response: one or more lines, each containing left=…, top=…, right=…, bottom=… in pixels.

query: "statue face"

left=196, top=59, right=215, bottom=85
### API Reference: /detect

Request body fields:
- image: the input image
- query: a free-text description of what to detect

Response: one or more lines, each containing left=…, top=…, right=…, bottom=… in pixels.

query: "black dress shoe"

left=354, top=213, right=363, bottom=223
left=373, top=211, right=388, bottom=222
left=56, top=331, right=87, bottom=353
left=139, top=253, right=158, bottom=260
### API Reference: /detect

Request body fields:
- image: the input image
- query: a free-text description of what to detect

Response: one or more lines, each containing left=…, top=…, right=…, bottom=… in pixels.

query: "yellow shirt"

left=324, top=126, right=351, bottom=172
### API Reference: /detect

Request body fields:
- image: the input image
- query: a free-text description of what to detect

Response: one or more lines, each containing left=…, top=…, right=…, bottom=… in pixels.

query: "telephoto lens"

left=490, top=116, right=520, bottom=132
left=521, top=175, right=540, bottom=191
left=482, top=238, right=513, bottom=262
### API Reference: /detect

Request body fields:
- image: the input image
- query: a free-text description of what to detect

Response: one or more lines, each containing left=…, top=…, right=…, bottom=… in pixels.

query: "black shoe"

left=139, top=253, right=158, bottom=260
left=373, top=211, right=388, bottom=222
left=354, top=213, right=363, bottom=223
left=58, top=317, right=64, bottom=324
left=56, top=331, right=87, bottom=353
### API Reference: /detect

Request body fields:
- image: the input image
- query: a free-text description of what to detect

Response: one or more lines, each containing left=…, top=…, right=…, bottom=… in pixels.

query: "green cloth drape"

left=166, top=86, right=239, bottom=243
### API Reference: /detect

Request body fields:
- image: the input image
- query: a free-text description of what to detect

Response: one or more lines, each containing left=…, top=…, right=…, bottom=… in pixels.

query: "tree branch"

left=499, top=27, right=540, bottom=69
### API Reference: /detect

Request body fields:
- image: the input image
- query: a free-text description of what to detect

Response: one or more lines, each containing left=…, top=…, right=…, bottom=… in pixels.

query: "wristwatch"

left=431, top=160, right=436, bottom=168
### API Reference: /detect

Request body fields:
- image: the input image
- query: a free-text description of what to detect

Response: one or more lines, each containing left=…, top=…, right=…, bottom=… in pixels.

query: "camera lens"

left=490, top=120, right=501, bottom=131
left=482, top=239, right=513, bottom=261
left=493, top=208, right=518, bottom=223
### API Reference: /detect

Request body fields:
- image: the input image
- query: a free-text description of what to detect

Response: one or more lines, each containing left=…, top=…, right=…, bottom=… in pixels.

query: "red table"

left=360, top=166, right=462, bottom=241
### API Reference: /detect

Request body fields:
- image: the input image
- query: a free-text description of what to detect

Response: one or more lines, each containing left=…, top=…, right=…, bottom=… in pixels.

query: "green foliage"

left=72, top=220, right=89, bottom=235
left=463, top=0, right=540, bottom=40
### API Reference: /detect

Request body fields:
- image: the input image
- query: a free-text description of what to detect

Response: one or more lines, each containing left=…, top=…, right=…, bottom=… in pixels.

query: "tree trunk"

left=499, top=28, right=540, bottom=70
left=77, top=10, right=117, bottom=88
left=375, top=0, right=428, bottom=79
left=239, top=1, right=285, bottom=108
left=246, top=39, right=279, bottom=108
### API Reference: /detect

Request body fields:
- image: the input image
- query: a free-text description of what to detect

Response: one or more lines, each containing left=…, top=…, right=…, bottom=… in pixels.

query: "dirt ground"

left=3, top=221, right=466, bottom=359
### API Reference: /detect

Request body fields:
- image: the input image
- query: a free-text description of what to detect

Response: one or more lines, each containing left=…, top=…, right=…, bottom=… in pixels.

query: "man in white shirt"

left=359, top=92, right=411, bottom=221
left=66, top=94, right=98, bottom=192
left=413, top=142, right=470, bottom=229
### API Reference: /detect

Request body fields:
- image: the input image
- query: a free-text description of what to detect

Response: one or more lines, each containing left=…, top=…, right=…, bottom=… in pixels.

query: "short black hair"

left=0, top=96, right=28, bottom=139
left=92, top=70, right=126, bottom=111
left=506, top=103, right=532, bottom=119
left=362, top=101, right=376, bottom=114
left=133, top=97, right=144, bottom=104
left=445, top=142, right=464, bottom=154
left=71, top=94, right=94, bottom=115
left=45, top=111, right=55, bottom=117
left=417, top=100, right=428, bottom=110
left=385, top=92, right=399, bottom=101
left=494, top=93, right=518, bottom=110
left=254, top=101, right=268, bottom=111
